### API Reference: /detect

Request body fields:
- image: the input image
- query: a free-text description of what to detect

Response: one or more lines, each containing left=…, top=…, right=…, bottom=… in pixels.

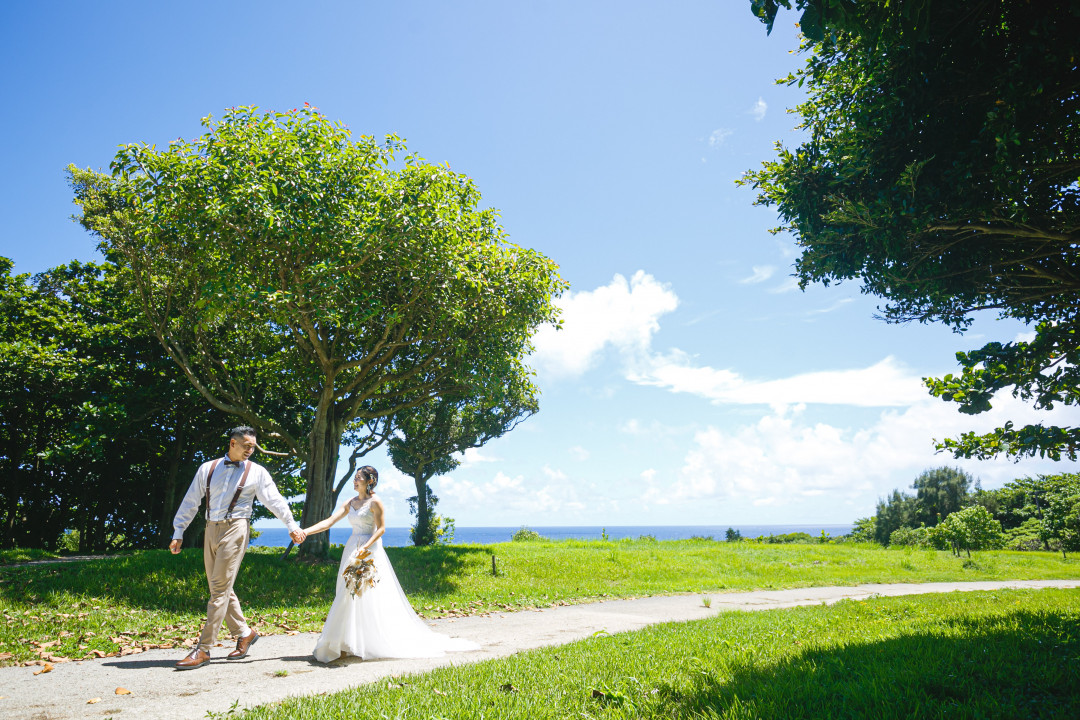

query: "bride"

left=302, top=465, right=479, bottom=663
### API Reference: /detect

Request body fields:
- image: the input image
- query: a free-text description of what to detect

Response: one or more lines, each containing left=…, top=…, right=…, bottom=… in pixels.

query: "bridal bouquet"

left=342, top=548, right=379, bottom=597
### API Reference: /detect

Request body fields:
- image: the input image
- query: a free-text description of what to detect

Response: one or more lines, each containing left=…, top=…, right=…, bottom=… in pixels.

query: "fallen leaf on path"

left=87, top=697, right=101, bottom=704
left=115, top=687, right=131, bottom=695
left=33, top=663, right=54, bottom=675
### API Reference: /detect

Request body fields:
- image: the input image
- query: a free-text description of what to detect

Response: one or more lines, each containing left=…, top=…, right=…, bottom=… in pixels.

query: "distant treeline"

left=846, top=467, right=1080, bottom=558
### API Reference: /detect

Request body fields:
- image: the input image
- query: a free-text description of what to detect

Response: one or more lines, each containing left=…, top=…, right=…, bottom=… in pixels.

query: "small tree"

left=388, top=374, right=538, bottom=546
left=932, top=506, right=1004, bottom=558
left=724, top=527, right=743, bottom=542
left=1039, top=474, right=1080, bottom=559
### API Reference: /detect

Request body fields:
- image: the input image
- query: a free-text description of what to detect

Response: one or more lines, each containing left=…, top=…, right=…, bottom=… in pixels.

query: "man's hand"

left=290, top=529, right=307, bottom=544
left=169, top=539, right=182, bottom=554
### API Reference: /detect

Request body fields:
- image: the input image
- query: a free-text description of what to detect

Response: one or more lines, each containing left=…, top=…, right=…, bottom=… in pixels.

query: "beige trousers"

left=198, top=518, right=250, bottom=652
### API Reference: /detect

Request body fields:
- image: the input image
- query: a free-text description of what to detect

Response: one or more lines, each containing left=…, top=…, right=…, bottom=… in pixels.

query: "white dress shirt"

left=172, top=457, right=300, bottom=540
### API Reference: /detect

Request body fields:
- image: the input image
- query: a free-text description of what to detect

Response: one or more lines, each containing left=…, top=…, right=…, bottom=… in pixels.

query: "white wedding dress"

left=312, top=500, right=479, bottom=663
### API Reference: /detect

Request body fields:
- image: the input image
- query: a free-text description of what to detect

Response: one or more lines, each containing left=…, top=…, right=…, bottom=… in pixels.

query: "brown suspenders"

left=204, top=459, right=254, bottom=520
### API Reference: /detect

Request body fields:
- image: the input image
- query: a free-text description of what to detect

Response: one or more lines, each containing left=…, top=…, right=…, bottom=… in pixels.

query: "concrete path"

left=2, top=580, right=1077, bottom=720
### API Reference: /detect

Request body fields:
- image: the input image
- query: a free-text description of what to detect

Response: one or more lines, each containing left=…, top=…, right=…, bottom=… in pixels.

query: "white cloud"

left=658, top=394, right=1080, bottom=508
left=535, top=273, right=927, bottom=409
left=439, top=469, right=586, bottom=515
left=768, top=277, right=801, bottom=294
left=1014, top=330, right=1037, bottom=344
left=372, top=467, right=406, bottom=494
left=569, top=445, right=590, bottom=461
left=750, top=97, right=767, bottom=121
left=456, top=447, right=498, bottom=467
left=630, top=354, right=927, bottom=408
left=807, top=298, right=853, bottom=315
left=740, top=265, right=775, bottom=284
left=543, top=465, right=567, bottom=481
left=530, top=271, right=679, bottom=378
left=708, top=128, right=734, bottom=147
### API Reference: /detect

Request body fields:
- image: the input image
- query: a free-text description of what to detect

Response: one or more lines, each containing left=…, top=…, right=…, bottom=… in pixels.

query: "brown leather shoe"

left=227, top=630, right=259, bottom=660
left=175, top=649, right=210, bottom=670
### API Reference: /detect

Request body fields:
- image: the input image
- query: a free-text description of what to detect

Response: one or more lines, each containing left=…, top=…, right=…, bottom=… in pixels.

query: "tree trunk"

left=159, top=421, right=186, bottom=547
left=413, top=474, right=431, bottom=546
left=298, top=403, right=343, bottom=561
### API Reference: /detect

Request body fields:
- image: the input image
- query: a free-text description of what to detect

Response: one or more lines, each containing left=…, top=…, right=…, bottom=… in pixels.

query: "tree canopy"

left=743, top=1, right=1080, bottom=460
left=70, top=106, right=565, bottom=556
left=0, top=258, right=236, bottom=551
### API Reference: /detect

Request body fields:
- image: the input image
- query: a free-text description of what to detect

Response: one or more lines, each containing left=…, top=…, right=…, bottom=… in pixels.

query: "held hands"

left=169, top=539, right=182, bottom=554
left=290, top=529, right=307, bottom=544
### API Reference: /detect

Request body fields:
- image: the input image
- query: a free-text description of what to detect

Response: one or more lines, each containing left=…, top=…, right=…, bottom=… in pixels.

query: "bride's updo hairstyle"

left=357, top=465, right=378, bottom=493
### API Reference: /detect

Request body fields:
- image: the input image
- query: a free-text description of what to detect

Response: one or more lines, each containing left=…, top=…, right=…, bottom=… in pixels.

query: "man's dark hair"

left=228, top=426, right=257, bottom=441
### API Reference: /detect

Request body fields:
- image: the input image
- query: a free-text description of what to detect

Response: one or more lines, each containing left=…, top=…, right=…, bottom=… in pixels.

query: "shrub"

left=888, top=526, right=933, bottom=548
left=761, top=532, right=815, bottom=544
left=1003, top=517, right=1046, bottom=551
left=58, top=530, right=80, bottom=554
left=511, top=527, right=546, bottom=542
left=410, top=514, right=455, bottom=546
left=845, top=516, right=877, bottom=543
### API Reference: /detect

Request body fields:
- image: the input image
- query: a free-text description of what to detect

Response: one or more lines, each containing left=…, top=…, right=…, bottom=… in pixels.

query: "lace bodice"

left=348, top=500, right=376, bottom=535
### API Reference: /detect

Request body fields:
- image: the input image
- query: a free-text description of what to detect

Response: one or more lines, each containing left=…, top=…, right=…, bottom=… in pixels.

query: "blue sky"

left=4, top=1, right=1077, bottom=529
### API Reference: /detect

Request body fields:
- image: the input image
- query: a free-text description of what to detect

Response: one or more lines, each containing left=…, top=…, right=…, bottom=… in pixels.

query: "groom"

left=170, top=426, right=306, bottom=670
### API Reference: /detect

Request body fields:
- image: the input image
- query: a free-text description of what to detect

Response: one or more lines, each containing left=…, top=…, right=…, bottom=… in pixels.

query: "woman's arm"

left=302, top=502, right=350, bottom=536
left=358, top=498, right=386, bottom=553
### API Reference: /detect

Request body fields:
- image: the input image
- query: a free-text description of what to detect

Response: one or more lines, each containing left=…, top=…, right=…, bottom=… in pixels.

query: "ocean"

left=249, top=524, right=854, bottom=548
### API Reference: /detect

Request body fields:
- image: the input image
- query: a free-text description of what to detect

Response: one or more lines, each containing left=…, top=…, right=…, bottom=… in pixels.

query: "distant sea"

left=250, top=524, right=854, bottom=548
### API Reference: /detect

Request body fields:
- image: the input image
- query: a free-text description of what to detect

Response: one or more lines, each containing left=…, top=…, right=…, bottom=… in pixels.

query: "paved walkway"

left=2, top=580, right=1077, bottom=720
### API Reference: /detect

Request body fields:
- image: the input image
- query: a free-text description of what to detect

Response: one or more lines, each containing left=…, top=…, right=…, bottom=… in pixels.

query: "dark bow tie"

left=224, top=459, right=242, bottom=468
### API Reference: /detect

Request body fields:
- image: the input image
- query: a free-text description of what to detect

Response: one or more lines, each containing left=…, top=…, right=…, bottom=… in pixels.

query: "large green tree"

left=743, top=1, right=1080, bottom=460
left=872, top=489, right=917, bottom=545
left=70, top=106, right=564, bottom=557
left=911, top=467, right=972, bottom=527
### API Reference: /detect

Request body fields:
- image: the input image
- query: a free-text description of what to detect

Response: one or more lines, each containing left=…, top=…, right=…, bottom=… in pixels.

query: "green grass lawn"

left=0, top=548, right=61, bottom=564
left=0, top=538, right=1076, bottom=666
left=236, top=588, right=1080, bottom=720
